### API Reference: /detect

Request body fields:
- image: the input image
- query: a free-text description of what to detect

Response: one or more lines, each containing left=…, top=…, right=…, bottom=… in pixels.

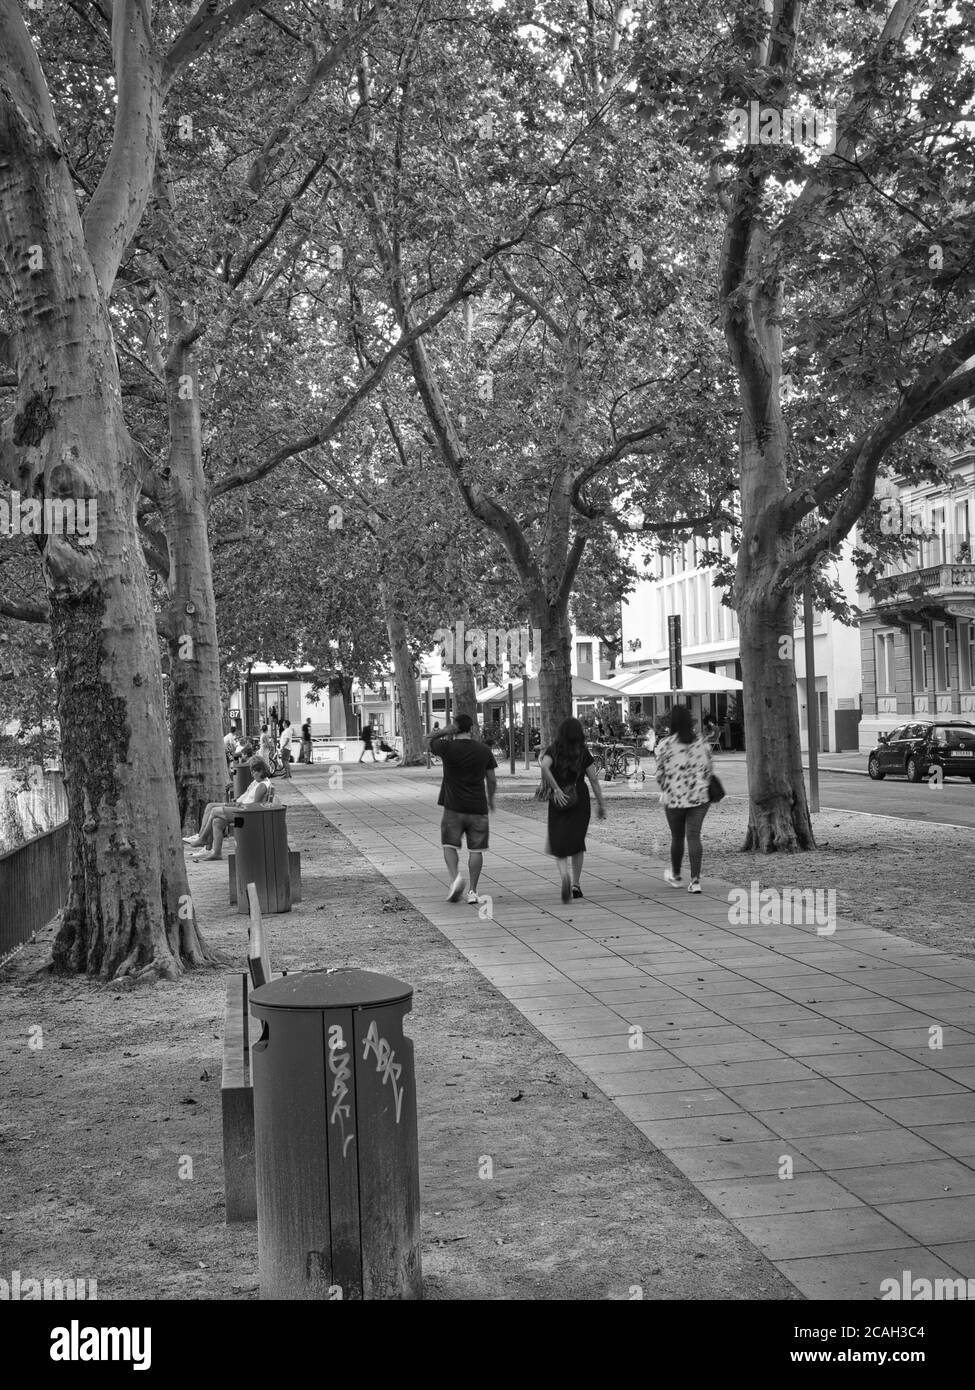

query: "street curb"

left=804, top=764, right=870, bottom=777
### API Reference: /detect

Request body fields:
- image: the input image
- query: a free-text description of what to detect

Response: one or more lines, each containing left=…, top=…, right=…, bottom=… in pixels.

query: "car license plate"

left=954, top=750, right=974, bottom=756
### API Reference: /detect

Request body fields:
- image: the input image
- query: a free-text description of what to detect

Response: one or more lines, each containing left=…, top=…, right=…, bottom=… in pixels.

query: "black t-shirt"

left=431, top=736, right=498, bottom=814
left=361, top=725, right=373, bottom=745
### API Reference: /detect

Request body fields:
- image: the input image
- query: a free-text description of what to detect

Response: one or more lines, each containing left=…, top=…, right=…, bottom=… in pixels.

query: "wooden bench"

left=221, top=883, right=284, bottom=1223
left=228, top=851, right=301, bottom=906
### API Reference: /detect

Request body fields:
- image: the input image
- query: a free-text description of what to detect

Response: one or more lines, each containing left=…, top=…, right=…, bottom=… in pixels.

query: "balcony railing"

left=876, top=564, right=975, bottom=601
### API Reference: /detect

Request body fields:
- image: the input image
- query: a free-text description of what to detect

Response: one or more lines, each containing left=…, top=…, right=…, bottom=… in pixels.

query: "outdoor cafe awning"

left=617, top=667, right=743, bottom=696
left=476, top=675, right=623, bottom=702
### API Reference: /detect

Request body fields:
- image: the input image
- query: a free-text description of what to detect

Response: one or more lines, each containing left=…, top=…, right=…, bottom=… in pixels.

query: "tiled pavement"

left=291, top=766, right=975, bottom=1300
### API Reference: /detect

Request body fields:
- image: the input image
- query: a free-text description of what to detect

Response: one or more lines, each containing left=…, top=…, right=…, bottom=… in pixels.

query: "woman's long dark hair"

left=670, top=705, right=695, bottom=745
left=552, top=716, right=588, bottom=781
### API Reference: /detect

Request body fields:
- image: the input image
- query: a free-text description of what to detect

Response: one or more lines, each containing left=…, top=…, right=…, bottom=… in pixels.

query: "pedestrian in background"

left=277, top=719, right=293, bottom=779
left=538, top=716, right=606, bottom=902
left=299, top=720, right=313, bottom=764
left=655, top=704, right=712, bottom=893
left=425, top=715, right=497, bottom=904
left=259, top=723, right=275, bottom=764
left=359, top=720, right=377, bottom=763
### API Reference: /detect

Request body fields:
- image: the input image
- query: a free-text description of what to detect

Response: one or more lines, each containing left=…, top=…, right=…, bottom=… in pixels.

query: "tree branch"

left=212, top=245, right=497, bottom=496
left=82, top=0, right=163, bottom=297
left=0, top=596, right=50, bottom=623
left=569, top=422, right=669, bottom=512
left=162, top=0, right=267, bottom=93
left=245, top=12, right=377, bottom=197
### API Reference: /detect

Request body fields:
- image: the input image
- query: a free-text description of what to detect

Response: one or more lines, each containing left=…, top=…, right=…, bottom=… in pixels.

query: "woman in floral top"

left=654, top=705, right=713, bottom=893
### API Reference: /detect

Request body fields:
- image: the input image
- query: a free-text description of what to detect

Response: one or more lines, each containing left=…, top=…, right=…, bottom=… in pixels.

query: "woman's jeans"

left=665, top=803, right=709, bottom=880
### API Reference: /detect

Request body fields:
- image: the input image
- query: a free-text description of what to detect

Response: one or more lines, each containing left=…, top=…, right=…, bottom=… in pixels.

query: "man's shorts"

left=441, top=809, right=490, bottom=851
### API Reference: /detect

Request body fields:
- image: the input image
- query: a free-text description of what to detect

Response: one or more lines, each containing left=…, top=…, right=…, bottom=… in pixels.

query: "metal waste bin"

left=234, top=804, right=290, bottom=914
left=233, top=762, right=254, bottom=797
left=250, top=969, right=421, bottom=1300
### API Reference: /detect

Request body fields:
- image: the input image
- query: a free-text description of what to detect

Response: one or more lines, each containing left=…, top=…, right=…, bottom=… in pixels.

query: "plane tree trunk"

left=723, top=211, right=815, bottom=852
left=380, top=581, right=425, bottom=763
left=0, top=2, right=216, bottom=977
left=156, top=294, right=226, bottom=833
left=447, top=662, right=478, bottom=724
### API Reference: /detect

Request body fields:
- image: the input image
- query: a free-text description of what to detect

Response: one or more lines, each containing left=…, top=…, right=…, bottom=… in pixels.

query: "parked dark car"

left=868, top=720, right=975, bottom=782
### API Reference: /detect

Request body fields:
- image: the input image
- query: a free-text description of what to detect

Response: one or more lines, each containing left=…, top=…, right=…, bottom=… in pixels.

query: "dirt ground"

left=0, top=792, right=802, bottom=1302
left=497, top=781, right=975, bottom=961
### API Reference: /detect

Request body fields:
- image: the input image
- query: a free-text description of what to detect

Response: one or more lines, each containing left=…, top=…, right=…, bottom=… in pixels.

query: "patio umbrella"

left=619, top=667, right=742, bottom=696
left=606, top=666, right=666, bottom=693
left=477, top=675, right=623, bottom=701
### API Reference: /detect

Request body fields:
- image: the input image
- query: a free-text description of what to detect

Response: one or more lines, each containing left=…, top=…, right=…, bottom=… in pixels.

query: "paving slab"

left=290, top=767, right=975, bottom=1300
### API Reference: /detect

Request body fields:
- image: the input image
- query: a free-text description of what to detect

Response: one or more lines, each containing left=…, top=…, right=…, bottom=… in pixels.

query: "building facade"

left=858, top=452, right=975, bottom=750
left=620, top=532, right=863, bottom=752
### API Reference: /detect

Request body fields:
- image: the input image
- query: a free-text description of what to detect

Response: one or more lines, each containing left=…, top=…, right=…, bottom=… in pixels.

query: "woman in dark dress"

left=539, top=717, right=606, bottom=902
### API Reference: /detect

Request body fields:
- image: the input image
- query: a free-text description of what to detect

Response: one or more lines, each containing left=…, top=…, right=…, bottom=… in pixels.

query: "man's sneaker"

left=664, top=869, right=682, bottom=887
left=447, top=874, right=466, bottom=902
left=688, top=879, right=702, bottom=894
left=466, top=890, right=480, bottom=906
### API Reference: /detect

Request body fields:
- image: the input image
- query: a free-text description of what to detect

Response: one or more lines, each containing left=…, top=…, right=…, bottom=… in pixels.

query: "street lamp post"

left=802, top=579, right=820, bottom=814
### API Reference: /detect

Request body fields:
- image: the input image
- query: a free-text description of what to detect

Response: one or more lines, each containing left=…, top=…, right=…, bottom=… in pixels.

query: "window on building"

left=876, top=632, right=897, bottom=694
left=955, top=500, right=971, bottom=560
left=929, top=507, right=947, bottom=566
left=933, top=622, right=950, bottom=689
left=911, top=627, right=929, bottom=691
left=963, top=622, right=975, bottom=691
left=576, top=642, right=593, bottom=667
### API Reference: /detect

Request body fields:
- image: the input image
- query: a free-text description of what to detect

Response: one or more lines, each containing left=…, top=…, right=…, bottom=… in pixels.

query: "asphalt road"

left=712, top=758, right=975, bottom=830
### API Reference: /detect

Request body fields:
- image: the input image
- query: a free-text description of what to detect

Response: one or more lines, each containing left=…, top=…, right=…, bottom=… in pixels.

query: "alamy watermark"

left=433, top=620, right=541, bottom=668
left=728, top=101, right=837, bottom=153
left=881, top=1270, right=974, bottom=1300
left=50, top=1320, right=150, bottom=1370
left=728, top=880, right=836, bottom=936
left=1, top=1268, right=96, bottom=1299
left=0, top=492, right=97, bottom=544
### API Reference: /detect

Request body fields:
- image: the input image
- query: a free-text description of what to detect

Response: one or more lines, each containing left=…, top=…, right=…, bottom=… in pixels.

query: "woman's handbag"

left=535, top=780, right=579, bottom=809
left=708, top=774, right=726, bottom=803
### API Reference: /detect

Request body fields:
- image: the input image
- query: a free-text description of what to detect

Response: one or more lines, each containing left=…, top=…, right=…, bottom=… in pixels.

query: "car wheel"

left=868, top=754, right=885, bottom=780
left=906, top=755, right=924, bottom=783
left=969, top=775, right=975, bottom=784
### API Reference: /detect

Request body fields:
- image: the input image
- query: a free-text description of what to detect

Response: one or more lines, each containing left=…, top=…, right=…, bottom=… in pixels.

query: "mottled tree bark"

left=0, top=1, right=219, bottom=976
left=447, top=662, right=478, bottom=725
left=158, top=295, right=226, bottom=833
left=380, top=582, right=425, bottom=763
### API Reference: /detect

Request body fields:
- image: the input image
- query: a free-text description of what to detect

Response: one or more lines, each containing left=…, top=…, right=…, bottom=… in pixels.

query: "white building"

left=620, top=532, right=863, bottom=752
left=858, top=450, right=975, bottom=751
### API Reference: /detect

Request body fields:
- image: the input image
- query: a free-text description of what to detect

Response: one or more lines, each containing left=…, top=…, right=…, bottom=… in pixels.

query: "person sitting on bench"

left=184, top=756, right=271, bottom=861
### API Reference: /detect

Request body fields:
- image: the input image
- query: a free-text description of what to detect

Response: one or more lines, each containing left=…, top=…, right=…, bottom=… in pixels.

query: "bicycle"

left=611, top=741, right=646, bottom=782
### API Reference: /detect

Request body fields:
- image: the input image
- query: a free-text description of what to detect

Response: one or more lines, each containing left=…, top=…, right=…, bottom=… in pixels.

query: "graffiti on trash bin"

left=327, top=1029, right=355, bottom=1158
left=362, top=1019, right=404, bottom=1124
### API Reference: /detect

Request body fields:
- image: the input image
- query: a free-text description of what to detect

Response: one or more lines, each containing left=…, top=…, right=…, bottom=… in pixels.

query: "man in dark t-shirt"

left=425, top=714, right=498, bottom=904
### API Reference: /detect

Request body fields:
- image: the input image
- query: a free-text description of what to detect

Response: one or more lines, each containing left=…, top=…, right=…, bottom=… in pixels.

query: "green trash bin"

left=250, top=969, right=422, bottom=1300
left=233, top=762, right=253, bottom=798
left=234, top=804, right=290, bottom=914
